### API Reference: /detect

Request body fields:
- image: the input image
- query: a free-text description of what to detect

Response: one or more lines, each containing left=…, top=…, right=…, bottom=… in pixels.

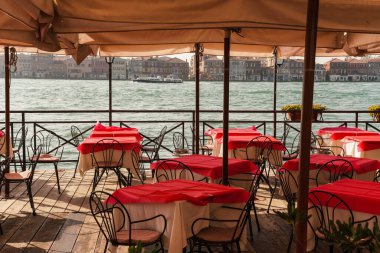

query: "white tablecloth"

left=342, top=140, right=380, bottom=161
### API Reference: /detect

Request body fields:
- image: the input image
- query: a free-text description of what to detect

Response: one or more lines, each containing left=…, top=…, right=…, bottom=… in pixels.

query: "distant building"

left=202, top=56, right=223, bottom=81
left=127, top=57, right=189, bottom=80
left=65, top=58, right=93, bottom=79
left=368, top=58, right=380, bottom=81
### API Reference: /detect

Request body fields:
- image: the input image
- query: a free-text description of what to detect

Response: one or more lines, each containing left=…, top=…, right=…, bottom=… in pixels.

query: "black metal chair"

left=308, top=190, right=377, bottom=253
left=30, top=130, right=64, bottom=194
left=172, top=131, right=191, bottom=157
left=11, top=126, right=28, bottom=172
left=90, top=191, right=166, bottom=253
left=311, top=134, right=346, bottom=156
left=278, top=167, right=298, bottom=253
left=129, top=145, right=145, bottom=185
left=71, top=125, right=84, bottom=178
left=154, top=160, right=194, bottom=182
left=189, top=191, right=255, bottom=253
left=0, top=145, right=42, bottom=216
left=312, top=159, right=354, bottom=186
left=224, top=165, right=264, bottom=239
left=141, top=126, right=167, bottom=164
left=267, top=142, right=298, bottom=212
left=373, top=170, right=380, bottom=182
left=91, top=138, right=128, bottom=191
left=190, top=126, right=213, bottom=156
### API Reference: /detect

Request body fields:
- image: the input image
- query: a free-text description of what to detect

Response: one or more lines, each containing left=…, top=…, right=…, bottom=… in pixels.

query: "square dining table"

left=342, top=135, right=380, bottom=161
left=316, top=126, right=379, bottom=155
left=76, top=136, right=141, bottom=176
left=282, top=154, right=380, bottom=191
left=109, top=179, right=250, bottom=253
left=205, top=127, right=262, bottom=156
left=307, top=179, right=380, bottom=251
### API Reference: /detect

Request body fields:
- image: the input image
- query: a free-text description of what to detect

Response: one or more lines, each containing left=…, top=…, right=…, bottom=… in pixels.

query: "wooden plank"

left=49, top=212, right=86, bottom=252
left=0, top=170, right=68, bottom=252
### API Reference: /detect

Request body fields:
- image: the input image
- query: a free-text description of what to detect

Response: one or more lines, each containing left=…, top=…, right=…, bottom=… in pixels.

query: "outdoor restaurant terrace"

left=2, top=1, right=380, bottom=253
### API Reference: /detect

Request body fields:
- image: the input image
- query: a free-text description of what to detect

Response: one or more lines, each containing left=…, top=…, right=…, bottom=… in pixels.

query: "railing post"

left=192, top=111, right=195, bottom=153
left=355, top=112, right=359, bottom=128
left=4, top=46, right=10, bottom=198
left=105, top=57, right=114, bottom=126
left=22, top=113, right=26, bottom=171
left=33, top=123, right=37, bottom=151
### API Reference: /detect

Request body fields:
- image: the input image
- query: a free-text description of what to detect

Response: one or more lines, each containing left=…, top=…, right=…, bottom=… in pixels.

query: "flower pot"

left=286, top=111, right=321, bottom=122
left=372, top=114, right=380, bottom=122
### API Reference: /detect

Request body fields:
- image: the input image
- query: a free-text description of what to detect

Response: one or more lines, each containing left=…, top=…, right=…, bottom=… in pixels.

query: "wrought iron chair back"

left=130, top=145, right=144, bottom=184
left=308, top=190, right=354, bottom=237
left=315, top=159, right=354, bottom=186
left=12, top=126, right=28, bottom=152
left=172, top=131, right=189, bottom=150
left=91, top=138, right=124, bottom=169
left=278, top=167, right=298, bottom=207
left=374, top=170, right=380, bottom=182
left=26, top=145, right=43, bottom=182
left=71, top=125, right=84, bottom=147
left=149, top=126, right=167, bottom=161
left=245, top=136, right=273, bottom=167
left=154, top=160, right=194, bottom=182
left=30, top=130, right=61, bottom=157
left=0, top=157, right=11, bottom=184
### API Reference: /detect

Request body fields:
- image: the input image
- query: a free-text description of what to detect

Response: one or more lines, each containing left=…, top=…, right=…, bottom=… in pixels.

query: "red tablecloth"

left=94, top=122, right=138, bottom=132
left=343, top=135, right=380, bottom=152
left=90, top=130, right=143, bottom=141
left=309, top=179, right=380, bottom=215
left=205, top=126, right=261, bottom=140
left=282, top=154, right=380, bottom=174
left=150, top=154, right=258, bottom=179
left=77, top=137, right=140, bottom=154
left=110, top=179, right=250, bottom=206
left=225, top=135, right=284, bottom=150
left=317, top=127, right=379, bottom=141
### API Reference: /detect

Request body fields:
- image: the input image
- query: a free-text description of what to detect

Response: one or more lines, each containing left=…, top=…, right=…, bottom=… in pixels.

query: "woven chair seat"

left=31, top=154, right=60, bottom=163
left=5, top=170, right=31, bottom=180
left=116, top=229, right=161, bottom=244
left=195, top=227, right=241, bottom=243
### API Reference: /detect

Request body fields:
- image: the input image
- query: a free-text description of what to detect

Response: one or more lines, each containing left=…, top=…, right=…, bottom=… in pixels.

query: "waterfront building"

left=127, top=57, right=189, bottom=80
left=245, top=58, right=263, bottom=81
left=65, top=57, right=93, bottom=79
left=368, top=58, right=380, bottom=81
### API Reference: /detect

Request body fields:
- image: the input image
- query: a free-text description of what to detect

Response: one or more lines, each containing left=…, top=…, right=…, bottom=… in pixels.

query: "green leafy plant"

left=320, top=218, right=379, bottom=253
left=368, top=105, right=380, bottom=121
left=128, top=242, right=159, bottom=253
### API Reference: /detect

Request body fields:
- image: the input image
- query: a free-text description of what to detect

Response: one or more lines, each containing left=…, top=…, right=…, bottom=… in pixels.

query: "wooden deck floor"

left=0, top=168, right=328, bottom=253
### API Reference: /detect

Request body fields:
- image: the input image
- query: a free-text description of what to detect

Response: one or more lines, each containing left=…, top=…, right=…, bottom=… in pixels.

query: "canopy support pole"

left=273, top=48, right=278, bottom=138
left=222, top=29, right=231, bottom=186
left=106, top=57, right=114, bottom=126
left=194, top=43, right=201, bottom=154
left=4, top=46, right=10, bottom=198
left=296, top=0, right=319, bottom=252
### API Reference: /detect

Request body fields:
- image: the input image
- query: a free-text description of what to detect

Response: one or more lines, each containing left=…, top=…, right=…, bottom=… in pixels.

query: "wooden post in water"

left=106, top=57, right=114, bottom=126
left=4, top=46, right=10, bottom=197
left=222, top=30, right=231, bottom=185
left=296, top=0, right=319, bottom=252
left=195, top=43, right=201, bottom=154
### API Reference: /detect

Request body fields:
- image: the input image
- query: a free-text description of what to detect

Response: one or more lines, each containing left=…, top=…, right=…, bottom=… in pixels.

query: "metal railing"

left=1, top=109, right=379, bottom=171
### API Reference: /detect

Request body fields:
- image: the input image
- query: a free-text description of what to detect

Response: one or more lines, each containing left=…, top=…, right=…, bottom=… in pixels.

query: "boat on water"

left=133, top=75, right=183, bottom=83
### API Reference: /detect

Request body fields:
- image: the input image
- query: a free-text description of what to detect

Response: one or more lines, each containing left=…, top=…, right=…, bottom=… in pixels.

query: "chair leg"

left=252, top=201, right=260, bottom=232
left=267, top=178, right=278, bottom=213
left=54, top=162, right=61, bottom=194
left=0, top=222, right=3, bottom=235
left=248, top=213, right=253, bottom=241
left=236, top=242, right=241, bottom=253
left=159, top=238, right=165, bottom=253
left=197, top=242, right=201, bottom=253
left=329, top=244, right=334, bottom=253
left=93, top=168, right=99, bottom=192
left=287, top=225, right=294, bottom=253
left=73, top=154, right=79, bottom=178
left=103, top=240, right=109, bottom=253
left=26, top=182, right=36, bottom=215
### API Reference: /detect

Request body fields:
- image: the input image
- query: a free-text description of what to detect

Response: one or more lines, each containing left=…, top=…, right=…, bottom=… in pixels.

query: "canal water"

left=0, top=79, right=377, bottom=163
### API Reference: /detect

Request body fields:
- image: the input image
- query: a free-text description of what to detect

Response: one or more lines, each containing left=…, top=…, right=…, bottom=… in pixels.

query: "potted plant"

left=368, top=105, right=380, bottom=122
left=320, top=218, right=379, bottom=253
left=281, top=104, right=327, bottom=122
